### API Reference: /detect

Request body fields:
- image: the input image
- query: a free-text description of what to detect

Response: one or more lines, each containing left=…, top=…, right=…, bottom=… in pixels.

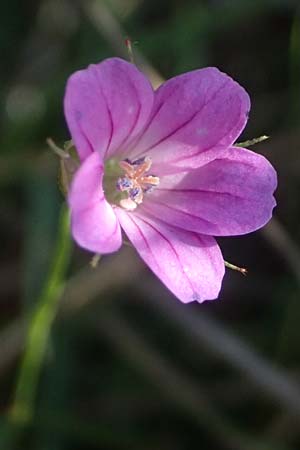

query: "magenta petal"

left=64, top=58, right=154, bottom=161
left=69, top=152, right=122, bottom=253
left=130, top=67, right=250, bottom=171
left=116, top=209, right=224, bottom=303
left=142, top=146, right=277, bottom=236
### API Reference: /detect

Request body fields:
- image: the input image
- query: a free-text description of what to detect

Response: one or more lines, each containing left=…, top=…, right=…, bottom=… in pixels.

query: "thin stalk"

left=6, top=205, right=71, bottom=442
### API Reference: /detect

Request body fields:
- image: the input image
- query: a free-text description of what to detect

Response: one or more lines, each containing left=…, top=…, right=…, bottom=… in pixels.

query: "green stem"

left=9, top=204, right=71, bottom=430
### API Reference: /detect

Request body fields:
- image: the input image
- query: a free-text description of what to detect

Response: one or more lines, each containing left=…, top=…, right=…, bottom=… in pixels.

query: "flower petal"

left=130, top=67, right=250, bottom=172
left=141, top=146, right=277, bottom=236
left=116, top=209, right=224, bottom=303
left=64, top=58, right=154, bottom=161
left=69, top=152, right=122, bottom=253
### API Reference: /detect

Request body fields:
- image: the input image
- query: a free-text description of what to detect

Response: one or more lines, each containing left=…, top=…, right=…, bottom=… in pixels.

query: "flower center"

left=116, top=157, right=160, bottom=210
left=103, top=156, right=160, bottom=210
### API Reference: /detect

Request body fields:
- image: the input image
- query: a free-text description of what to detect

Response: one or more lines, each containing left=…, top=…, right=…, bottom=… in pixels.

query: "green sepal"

left=48, top=139, right=79, bottom=197
left=236, top=135, right=269, bottom=148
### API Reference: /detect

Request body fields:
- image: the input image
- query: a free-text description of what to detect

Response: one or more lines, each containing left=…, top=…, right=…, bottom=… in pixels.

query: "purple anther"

left=129, top=187, right=142, bottom=200
left=132, top=157, right=146, bottom=166
left=116, top=177, right=133, bottom=191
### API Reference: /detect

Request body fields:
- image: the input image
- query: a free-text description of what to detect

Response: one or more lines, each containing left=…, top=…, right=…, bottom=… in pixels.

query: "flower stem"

left=6, top=204, right=71, bottom=443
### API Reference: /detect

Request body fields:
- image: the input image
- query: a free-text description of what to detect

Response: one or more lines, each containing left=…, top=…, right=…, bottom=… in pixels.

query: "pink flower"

left=64, top=58, right=277, bottom=303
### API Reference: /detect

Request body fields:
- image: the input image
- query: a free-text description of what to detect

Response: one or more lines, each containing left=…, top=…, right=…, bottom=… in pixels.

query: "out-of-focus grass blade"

left=276, top=10, right=300, bottom=364
left=22, top=173, right=60, bottom=309
left=32, top=328, right=74, bottom=450
left=289, top=12, right=300, bottom=125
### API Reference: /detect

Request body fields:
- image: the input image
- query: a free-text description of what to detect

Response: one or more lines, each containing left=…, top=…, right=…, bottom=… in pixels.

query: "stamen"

left=116, top=177, right=133, bottom=191
left=116, top=156, right=159, bottom=210
left=129, top=186, right=142, bottom=200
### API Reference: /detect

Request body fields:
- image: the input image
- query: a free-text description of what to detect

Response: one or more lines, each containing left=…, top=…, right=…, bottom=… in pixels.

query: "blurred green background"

left=1, top=0, right=300, bottom=449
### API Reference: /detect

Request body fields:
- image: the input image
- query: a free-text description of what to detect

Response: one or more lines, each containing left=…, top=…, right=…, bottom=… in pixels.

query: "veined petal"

left=116, top=209, right=225, bottom=303
left=69, top=152, right=122, bottom=253
left=64, top=58, right=154, bottom=161
left=129, top=67, right=250, bottom=172
left=141, top=146, right=277, bottom=236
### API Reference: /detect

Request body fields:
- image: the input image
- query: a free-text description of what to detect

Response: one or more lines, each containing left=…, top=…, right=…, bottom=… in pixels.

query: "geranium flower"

left=64, top=58, right=277, bottom=303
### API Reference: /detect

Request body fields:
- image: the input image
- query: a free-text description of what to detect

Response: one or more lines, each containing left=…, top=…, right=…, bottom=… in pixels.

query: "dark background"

left=1, top=0, right=300, bottom=449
